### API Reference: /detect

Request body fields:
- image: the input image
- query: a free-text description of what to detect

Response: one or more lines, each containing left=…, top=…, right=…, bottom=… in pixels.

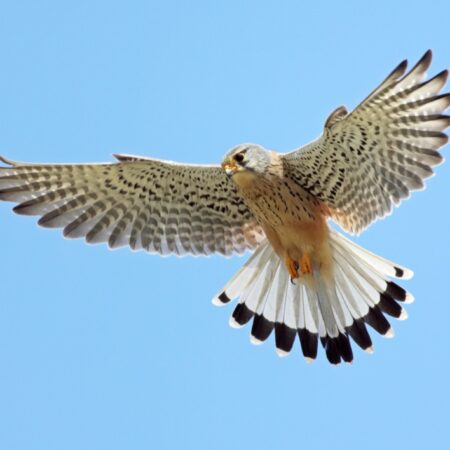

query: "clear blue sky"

left=1, top=1, right=449, bottom=449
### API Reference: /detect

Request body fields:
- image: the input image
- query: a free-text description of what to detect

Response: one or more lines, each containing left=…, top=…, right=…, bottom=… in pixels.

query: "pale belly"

left=262, top=218, right=333, bottom=278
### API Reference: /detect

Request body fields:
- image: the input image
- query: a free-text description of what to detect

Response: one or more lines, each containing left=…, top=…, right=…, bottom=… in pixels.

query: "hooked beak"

left=221, top=160, right=238, bottom=177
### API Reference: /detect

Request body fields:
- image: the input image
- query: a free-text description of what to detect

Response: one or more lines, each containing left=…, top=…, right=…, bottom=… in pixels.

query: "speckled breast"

left=238, top=175, right=323, bottom=229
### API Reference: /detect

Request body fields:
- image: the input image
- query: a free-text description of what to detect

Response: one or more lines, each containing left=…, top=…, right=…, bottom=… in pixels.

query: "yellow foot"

left=300, top=253, right=312, bottom=275
left=285, top=256, right=299, bottom=280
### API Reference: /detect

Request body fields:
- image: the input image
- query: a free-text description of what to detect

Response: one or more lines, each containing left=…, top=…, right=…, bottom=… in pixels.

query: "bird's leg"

left=285, top=256, right=299, bottom=283
left=285, top=253, right=313, bottom=283
left=300, top=253, right=312, bottom=275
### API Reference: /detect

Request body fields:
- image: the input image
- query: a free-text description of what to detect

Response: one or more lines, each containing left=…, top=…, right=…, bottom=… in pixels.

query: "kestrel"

left=0, top=50, right=448, bottom=364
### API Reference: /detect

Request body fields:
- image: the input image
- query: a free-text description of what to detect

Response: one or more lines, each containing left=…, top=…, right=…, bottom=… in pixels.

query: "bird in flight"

left=0, top=50, right=448, bottom=364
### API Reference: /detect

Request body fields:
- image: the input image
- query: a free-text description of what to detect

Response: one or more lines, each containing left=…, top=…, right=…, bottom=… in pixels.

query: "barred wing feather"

left=284, top=50, right=449, bottom=234
left=0, top=154, right=264, bottom=256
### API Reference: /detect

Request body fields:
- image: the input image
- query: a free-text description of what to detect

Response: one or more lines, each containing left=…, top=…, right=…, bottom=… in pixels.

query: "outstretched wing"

left=284, top=50, right=450, bottom=234
left=0, top=154, right=264, bottom=255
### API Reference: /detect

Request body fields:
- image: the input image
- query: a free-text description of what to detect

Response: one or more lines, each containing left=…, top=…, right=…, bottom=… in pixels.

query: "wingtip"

left=112, top=153, right=154, bottom=162
left=402, top=49, right=433, bottom=81
left=393, top=59, right=408, bottom=79
left=112, top=153, right=129, bottom=162
left=439, top=69, right=449, bottom=85
left=398, top=58, right=408, bottom=71
left=0, top=155, right=17, bottom=167
left=422, top=49, right=433, bottom=66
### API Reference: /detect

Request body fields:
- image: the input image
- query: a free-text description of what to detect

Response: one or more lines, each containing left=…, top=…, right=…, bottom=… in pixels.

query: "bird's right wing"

left=0, top=154, right=264, bottom=256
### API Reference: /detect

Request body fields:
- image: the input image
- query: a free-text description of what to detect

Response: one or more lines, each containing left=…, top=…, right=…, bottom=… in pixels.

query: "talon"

left=300, top=253, right=312, bottom=275
left=285, top=256, right=299, bottom=280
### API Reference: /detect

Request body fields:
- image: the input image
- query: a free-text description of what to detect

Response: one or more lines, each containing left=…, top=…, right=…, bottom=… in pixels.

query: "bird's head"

left=221, top=144, right=271, bottom=180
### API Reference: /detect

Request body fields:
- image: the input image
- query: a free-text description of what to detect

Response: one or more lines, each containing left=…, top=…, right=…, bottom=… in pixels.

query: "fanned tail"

left=213, top=230, right=413, bottom=364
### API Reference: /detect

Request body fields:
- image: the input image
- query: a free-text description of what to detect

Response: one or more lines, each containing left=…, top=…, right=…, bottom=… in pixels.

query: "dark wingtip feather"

left=113, top=153, right=153, bottom=162
left=391, top=59, right=408, bottom=80
left=404, top=50, right=433, bottom=79
left=12, top=194, right=52, bottom=215
left=38, top=210, right=61, bottom=228
left=432, top=69, right=449, bottom=86
left=425, top=93, right=450, bottom=113
left=63, top=220, right=82, bottom=238
left=0, top=190, right=14, bottom=201
left=437, top=132, right=449, bottom=147
left=0, top=155, right=18, bottom=167
left=421, top=49, right=433, bottom=68
left=419, top=49, right=432, bottom=68
left=113, top=153, right=134, bottom=162
left=13, top=202, right=34, bottom=215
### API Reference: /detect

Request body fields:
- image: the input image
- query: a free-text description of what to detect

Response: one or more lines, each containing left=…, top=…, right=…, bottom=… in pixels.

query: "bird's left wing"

left=0, top=154, right=264, bottom=255
left=283, top=50, right=449, bottom=234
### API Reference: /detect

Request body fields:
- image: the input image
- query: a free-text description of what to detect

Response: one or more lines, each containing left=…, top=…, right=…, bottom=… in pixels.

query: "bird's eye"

left=233, top=153, right=245, bottom=163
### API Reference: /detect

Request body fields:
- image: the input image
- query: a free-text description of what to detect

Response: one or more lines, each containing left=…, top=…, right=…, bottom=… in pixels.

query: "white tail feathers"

left=212, top=230, right=413, bottom=364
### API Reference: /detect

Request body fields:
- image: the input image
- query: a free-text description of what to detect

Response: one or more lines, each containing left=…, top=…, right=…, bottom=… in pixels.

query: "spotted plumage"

left=0, top=155, right=264, bottom=255
left=0, top=50, right=448, bottom=364
left=285, top=50, right=449, bottom=233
